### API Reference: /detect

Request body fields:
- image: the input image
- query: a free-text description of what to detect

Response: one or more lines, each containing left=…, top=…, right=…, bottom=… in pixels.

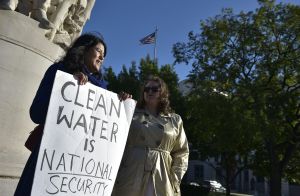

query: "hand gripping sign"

left=31, top=71, right=136, bottom=196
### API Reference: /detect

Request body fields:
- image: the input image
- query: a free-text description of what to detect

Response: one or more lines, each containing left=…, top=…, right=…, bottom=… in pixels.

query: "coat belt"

left=147, top=147, right=170, bottom=154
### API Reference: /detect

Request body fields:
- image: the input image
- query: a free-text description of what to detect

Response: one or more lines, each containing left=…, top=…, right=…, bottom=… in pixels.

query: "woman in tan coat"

left=112, top=76, right=189, bottom=196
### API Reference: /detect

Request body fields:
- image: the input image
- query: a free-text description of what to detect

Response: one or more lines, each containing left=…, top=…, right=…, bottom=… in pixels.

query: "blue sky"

left=83, top=0, right=299, bottom=81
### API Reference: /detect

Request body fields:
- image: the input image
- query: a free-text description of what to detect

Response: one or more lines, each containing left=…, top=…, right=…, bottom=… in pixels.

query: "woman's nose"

left=99, top=54, right=104, bottom=60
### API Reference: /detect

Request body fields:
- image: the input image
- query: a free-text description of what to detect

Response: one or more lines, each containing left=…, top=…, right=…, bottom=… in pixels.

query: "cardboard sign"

left=31, top=71, right=136, bottom=196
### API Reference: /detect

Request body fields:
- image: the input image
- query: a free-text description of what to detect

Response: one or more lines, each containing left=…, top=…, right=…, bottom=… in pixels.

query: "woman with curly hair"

left=112, top=76, right=189, bottom=196
left=14, top=32, right=132, bottom=196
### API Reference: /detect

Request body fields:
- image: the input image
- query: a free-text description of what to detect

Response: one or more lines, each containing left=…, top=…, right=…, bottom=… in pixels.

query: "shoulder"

left=46, top=62, right=67, bottom=73
left=170, top=112, right=181, bottom=119
left=163, top=113, right=184, bottom=130
left=162, top=112, right=182, bottom=121
left=43, top=63, right=67, bottom=77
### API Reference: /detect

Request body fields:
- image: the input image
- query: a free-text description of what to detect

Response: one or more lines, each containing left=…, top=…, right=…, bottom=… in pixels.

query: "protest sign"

left=31, top=71, right=136, bottom=196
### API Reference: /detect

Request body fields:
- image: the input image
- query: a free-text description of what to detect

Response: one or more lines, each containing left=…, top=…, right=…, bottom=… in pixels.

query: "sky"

left=83, top=0, right=299, bottom=81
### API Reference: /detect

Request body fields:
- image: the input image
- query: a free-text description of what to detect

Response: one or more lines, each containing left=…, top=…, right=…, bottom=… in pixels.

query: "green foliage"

left=103, top=55, right=186, bottom=116
left=118, top=63, right=140, bottom=99
left=139, top=54, right=159, bottom=82
left=284, top=145, right=300, bottom=184
left=159, top=64, right=185, bottom=113
left=105, top=67, right=119, bottom=92
left=173, top=0, right=300, bottom=195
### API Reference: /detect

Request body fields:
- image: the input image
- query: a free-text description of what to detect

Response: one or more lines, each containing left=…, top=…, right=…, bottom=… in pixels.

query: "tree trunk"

left=226, top=185, right=231, bottom=196
left=225, top=165, right=232, bottom=196
left=269, top=158, right=282, bottom=196
left=269, top=171, right=282, bottom=196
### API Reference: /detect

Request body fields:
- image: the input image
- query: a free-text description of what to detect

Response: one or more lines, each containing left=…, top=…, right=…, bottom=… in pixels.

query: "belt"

left=129, top=145, right=170, bottom=154
left=147, top=147, right=170, bottom=154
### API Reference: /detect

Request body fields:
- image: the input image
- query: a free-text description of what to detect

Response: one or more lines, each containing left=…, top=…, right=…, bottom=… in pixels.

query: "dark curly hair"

left=137, top=75, right=173, bottom=115
left=59, top=32, right=107, bottom=74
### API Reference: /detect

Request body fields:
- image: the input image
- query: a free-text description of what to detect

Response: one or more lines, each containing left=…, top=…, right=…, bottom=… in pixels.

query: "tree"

left=104, top=67, right=119, bottom=92
left=159, top=64, right=186, bottom=114
left=118, top=63, right=140, bottom=99
left=186, top=89, right=257, bottom=195
left=173, top=1, right=300, bottom=195
left=138, top=54, right=159, bottom=82
left=104, top=55, right=186, bottom=116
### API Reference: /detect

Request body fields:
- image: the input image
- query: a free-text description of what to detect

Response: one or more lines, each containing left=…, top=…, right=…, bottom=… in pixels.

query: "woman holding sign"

left=112, top=76, right=189, bottom=196
left=14, top=32, right=119, bottom=196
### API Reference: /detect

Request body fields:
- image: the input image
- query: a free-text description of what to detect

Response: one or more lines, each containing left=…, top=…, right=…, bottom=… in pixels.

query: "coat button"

left=142, top=121, right=148, bottom=124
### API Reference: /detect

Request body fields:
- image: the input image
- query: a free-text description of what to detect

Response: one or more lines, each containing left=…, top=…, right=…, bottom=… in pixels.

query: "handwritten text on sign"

left=31, top=71, right=136, bottom=196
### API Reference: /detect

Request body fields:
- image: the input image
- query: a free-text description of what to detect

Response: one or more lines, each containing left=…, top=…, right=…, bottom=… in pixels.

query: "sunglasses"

left=144, top=86, right=161, bottom=93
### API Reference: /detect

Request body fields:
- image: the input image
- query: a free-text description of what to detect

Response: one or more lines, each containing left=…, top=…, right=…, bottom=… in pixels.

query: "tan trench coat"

left=112, top=108, right=189, bottom=196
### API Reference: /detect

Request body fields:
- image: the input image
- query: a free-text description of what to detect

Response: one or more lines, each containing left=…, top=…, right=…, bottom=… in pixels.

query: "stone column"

left=0, top=10, right=64, bottom=195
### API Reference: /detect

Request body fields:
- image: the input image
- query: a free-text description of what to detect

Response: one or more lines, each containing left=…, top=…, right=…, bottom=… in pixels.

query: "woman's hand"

left=118, top=91, right=132, bottom=101
left=74, top=72, right=88, bottom=85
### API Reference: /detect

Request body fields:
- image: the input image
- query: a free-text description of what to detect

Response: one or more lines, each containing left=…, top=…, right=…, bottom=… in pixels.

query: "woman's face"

left=144, top=81, right=161, bottom=107
left=84, top=42, right=105, bottom=73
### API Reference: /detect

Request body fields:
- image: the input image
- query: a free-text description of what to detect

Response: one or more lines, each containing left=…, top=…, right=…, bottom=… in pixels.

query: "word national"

left=41, top=149, right=112, bottom=195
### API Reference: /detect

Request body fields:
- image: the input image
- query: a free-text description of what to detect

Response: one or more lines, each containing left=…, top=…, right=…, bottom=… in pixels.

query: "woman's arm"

left=30, top=64, right=62, bottom=124
left=170, top=115, right=189, bottom=191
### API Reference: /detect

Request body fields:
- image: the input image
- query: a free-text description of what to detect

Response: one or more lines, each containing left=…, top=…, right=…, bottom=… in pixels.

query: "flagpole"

left=154, top=26, right=158, bottom=64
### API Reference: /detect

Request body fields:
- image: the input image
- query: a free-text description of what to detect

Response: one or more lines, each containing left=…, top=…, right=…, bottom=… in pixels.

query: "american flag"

left=139, top=32, right=156, bottom=44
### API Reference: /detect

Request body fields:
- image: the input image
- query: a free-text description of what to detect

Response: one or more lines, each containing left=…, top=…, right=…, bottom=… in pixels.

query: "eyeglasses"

left=144, top=86, right=161, bottom=93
